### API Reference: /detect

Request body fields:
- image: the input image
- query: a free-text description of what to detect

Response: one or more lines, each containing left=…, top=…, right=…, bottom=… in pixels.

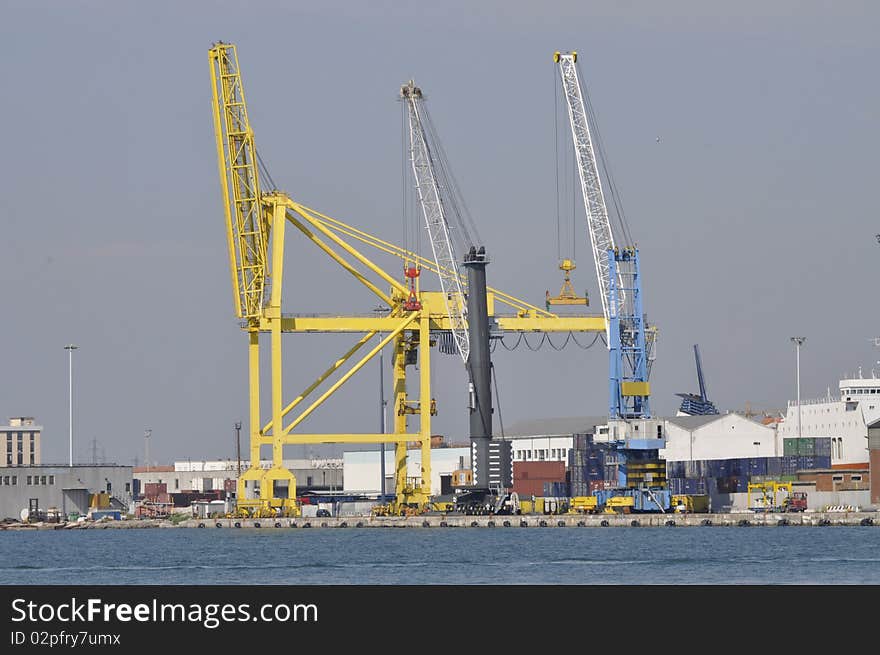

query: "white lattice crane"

left=554, top=50, right=652, bottom=419
left=400, top=80, right=470, bottom=366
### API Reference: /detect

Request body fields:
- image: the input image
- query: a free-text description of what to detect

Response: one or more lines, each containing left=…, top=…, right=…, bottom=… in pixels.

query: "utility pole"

left=234, top=421, right=242, bottom=477
left=64, top=344, right=78, bottom=467
left=144, top=429, right=152, bottom=473
left=790, top=337, right=806, bottom=439
left=374, top=305, right=388, bottom=501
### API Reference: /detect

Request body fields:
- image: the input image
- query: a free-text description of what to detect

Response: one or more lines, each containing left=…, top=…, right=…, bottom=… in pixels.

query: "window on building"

left=175, top=479, right=179, bottom=490
left=48, top=476, right=54, bottom=485
left=1, top=476, right=6, bottom=485
left=11, top=476, right=16, bottom=485
left=26, top=476, right=32, bottom=485
left=125, top=482, right=131, bottom=493
left=527, top=450, right=532, bottom=460
left=832, top=475, right=843, bottom=481
left=852, top=475, right=862, bottom=482
left=40, top=476, right=46, bottom=485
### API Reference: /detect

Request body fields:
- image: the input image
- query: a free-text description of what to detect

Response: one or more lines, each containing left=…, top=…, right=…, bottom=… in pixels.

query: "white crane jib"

left=401, top=80, right=470, bottom=365
left=554, top=51, right=620, bottom=342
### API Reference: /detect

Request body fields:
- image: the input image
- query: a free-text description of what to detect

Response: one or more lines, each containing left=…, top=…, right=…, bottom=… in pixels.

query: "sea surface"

left=2, top=526, right=879, bottom=585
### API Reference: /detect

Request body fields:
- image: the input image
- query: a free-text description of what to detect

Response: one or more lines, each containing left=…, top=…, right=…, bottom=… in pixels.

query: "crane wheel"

left=253, top=522, right=260, bottom=528
left=234, top=522, right=241, bottom=529
left=630, top=520, right=640, bottom=527
left=777, top=519, right=789, bottom=526
left=519, top=520, right=529, bottom=527
left=289, top=522, right=298, bottom=528
left=487, top=521, right=495, bottom=528
left=737, top=519, right=751, bottom=527
left=600, top=520, right=610, bottom=527
left=197, top=523, right=205, bottom=528
left=556, top=520, right=566, bottom=527
left=274, top=522, right=282, bottom=528
left=356, top=521, right=365, bottom=528
left=665, top=520, right=675, bottom=527
left=860, top=518, right=874, bottom=526
left=439, top=521, right=448, bottom=527
left=577, top=521, right=586, bottom=527
left=700, top=519, right=713, bottom=526
left=470, top=521, right=479, bottom=528
left=302, top=522, right=311, bottom=528
left=502, top=521, right=511, bottom=527
left=339, top=522, right=347, bottom=528
left=215, top=522, right=222, bottom=528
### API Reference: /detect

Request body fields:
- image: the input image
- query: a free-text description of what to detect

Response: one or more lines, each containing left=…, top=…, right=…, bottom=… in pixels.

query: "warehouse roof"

left=666, top=413, right=774, bottom=431
left=494, top=417, right=608, bottom=438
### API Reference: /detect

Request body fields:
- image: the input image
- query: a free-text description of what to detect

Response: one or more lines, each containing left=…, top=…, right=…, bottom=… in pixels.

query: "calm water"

left=2, top=526, right=879, bottom=585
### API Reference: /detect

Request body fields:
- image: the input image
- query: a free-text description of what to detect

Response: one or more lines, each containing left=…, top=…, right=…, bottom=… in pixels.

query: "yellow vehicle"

left=672, top=494, right=709, bottom=513
left=569, top=496, right=599, bottom=514
left=605, top=496, right=635, bottom=513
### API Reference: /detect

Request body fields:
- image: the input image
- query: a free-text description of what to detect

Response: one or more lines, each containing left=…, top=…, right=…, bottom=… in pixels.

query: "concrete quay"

left=178, top=511, right=879, bottom=529
left=2, top=512, right=877, bottom=530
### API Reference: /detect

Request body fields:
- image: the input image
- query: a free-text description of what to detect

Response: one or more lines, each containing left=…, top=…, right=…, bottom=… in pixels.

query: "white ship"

left=778, top=367, right=875, bottom=468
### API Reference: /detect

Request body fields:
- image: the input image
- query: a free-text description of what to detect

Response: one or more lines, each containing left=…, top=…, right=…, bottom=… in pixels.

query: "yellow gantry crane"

left=209, top=42, right=605, bottom=517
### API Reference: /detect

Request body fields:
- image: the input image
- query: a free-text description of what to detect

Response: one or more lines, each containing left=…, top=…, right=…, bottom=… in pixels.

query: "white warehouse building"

left=660, top=413, right=780, bottom=463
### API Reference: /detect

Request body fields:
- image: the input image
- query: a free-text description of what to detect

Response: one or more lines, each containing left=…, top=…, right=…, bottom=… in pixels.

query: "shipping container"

left=569, top=481, right=590, bottom=497
left=144, top=482, right=167, bottom=498
left=512, top=479, right=549, bottom=498
left=815, top=438, right=831, bottom=457
left=543, top=481, right=569, bottom=497
left=513, top=461, right=566, bottom=481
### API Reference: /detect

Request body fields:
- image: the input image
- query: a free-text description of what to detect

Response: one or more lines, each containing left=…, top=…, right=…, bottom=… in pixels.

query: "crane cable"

left=490, top=331, right=601, bottom=352
left=421, top=103, right=482, bottom=255
left=579, top=67, right=635, bottom=249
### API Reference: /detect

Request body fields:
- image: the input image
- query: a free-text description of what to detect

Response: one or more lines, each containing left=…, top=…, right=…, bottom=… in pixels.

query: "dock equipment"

left=209, top=43, right=606, bottom=516
left=554, top=51, right=656, bottom=423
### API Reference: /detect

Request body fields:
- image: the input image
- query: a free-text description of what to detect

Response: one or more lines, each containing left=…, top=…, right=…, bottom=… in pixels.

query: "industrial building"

left=134, top=458, right=343, bottom=499
left=343, top=448, right=470, bottom=497
left=661, top=413, right=780, bottom=461
left=0, top=464, right=132, bottom=520
left=1, top=417, right=41, bottom=467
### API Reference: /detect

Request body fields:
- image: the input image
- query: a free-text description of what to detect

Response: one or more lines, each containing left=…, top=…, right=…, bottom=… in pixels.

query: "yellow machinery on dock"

left=747, top=481, right=794, bottom=512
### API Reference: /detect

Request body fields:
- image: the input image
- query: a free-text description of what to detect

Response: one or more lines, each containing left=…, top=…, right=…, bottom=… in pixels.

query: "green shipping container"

left=784, top=438, right=817, bottom=456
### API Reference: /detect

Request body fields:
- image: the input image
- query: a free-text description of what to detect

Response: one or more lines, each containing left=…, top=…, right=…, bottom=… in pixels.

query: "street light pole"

left=791, top=337, right=806, bottom=439
left=64, top=344, right=78, bottom=467
left=374, top=304, right=389, bottom=502
left=144, top=429, right=152, bottom=473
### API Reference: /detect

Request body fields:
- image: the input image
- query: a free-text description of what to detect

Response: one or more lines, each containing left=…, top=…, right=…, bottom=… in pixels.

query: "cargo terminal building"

left=0, top=464, right=133, bottom=521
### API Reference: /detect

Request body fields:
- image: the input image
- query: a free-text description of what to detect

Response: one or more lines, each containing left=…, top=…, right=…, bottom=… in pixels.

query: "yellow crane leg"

left=417, top=314, right=432, bottom=506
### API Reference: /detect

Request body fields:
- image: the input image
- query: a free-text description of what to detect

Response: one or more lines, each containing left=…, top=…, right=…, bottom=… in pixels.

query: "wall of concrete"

left=709, top=489, right=872, bottom=512
left=0, top=465, right=133, bottom=519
